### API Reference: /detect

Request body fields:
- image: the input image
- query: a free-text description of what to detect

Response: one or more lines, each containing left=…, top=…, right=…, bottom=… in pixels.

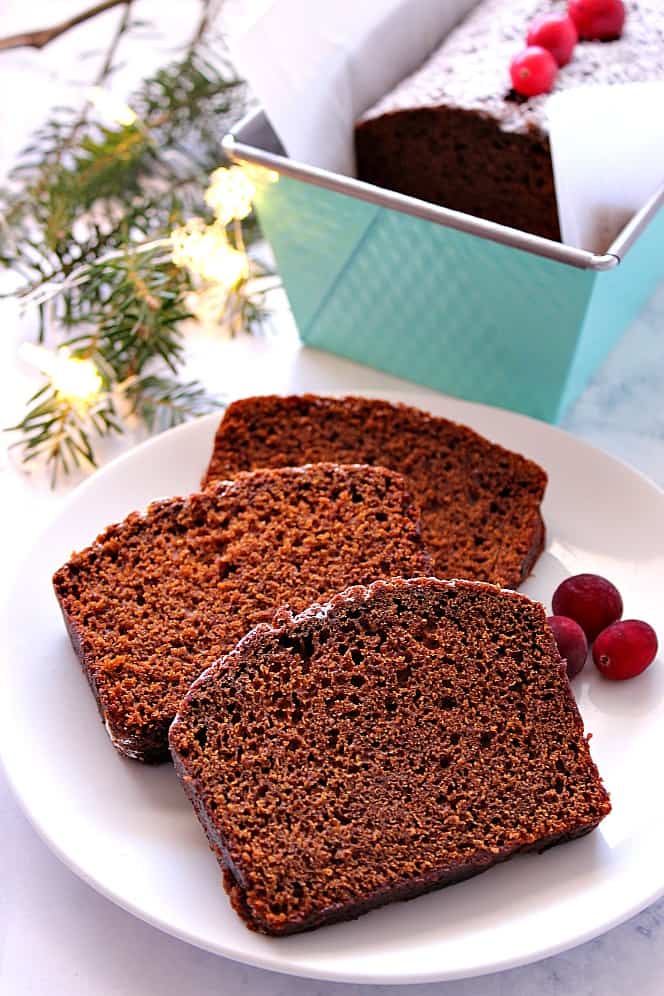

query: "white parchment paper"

left=548, top=82, right=664, bottom=252
left=229, top=0, right=478, bottom=176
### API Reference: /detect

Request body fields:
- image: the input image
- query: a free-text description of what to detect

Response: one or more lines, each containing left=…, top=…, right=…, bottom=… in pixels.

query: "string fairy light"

left=88, top=86, right=138, bottom=127
left=169, top=165, right=270, bottom=326
left=17, top=165, right=260, bottom=432
left=19, top=343, right=103, bottom=406
left=171, top=218, right=250, bottom=289
left=6, top=25, right=280, bottom=485
left=184, top=283, right=234, bottom=329
left=204, top=166, right=256, bottom=226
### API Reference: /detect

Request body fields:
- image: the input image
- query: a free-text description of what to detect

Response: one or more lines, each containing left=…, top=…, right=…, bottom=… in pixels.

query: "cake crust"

left=170, top=577, right=611, bottom=936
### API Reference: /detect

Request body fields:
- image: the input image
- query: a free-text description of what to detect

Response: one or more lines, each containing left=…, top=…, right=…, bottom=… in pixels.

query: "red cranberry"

left=568, top=0, right=626, bottom=41
left=552, top=574, right=623, bottom=641
left=593, top=620, right=658, bottom=680
left=510, top=46, right=558, bottom=97
left=527, top=13, right=578, bottom=66
left=547, top=615, right=589, bottom=679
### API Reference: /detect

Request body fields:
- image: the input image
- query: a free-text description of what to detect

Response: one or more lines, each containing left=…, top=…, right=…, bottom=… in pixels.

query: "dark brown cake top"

left=203, top=394, right=547, bottom=589
left=170, top=577, right=611, bottom=936
left=358, top=0, right=664, bottom=136
left=53, top=463, right=431, bottom=759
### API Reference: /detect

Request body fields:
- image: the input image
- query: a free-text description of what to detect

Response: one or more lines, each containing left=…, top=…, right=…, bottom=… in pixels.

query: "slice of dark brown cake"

left=170, top=577, right=610, bottom=936
left=202, top=395, right=547, bottom=589
left=53, top=464, right=431, bottom=762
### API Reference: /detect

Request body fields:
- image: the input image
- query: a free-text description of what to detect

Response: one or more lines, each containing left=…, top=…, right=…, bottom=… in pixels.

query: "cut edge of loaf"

left=53, top=464, right=432, bottom=763
left=201, top=393, right=548, bottom=590
left=170, top=577, right=611, bottom=936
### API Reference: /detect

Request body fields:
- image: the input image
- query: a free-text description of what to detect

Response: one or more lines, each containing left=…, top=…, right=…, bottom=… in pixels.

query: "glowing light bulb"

left=185, top=284, right=231, bottom=329
left=89, top=86, right=137, bottom=127
left=20, top=343, right=103, bottom=404
left=204, top=166, right=256, bottom=225
left=171, top=220, right=249, bottom=289
left=52, top=354, right=103, bottom=403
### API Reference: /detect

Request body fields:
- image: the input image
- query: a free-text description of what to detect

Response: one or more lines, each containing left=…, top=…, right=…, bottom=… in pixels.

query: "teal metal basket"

left=224, top=110, right=664, bottom=423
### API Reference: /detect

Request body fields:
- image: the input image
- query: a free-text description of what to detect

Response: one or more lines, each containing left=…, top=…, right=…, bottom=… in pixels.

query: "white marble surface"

left=1, top=4, right=664, bottom=995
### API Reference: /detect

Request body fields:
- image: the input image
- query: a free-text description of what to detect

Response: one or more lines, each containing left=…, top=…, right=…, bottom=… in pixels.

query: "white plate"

left=1, top=391, right=664, bottom=986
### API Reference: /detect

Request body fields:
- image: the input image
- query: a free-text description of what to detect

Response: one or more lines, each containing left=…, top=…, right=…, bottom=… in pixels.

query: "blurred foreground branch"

left=0, top=0, right=130, bottom=53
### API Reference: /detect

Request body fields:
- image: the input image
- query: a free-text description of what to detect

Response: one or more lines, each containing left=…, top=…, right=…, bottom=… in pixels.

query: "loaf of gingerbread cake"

left=355, top=0, right=663, bottom=240
left=170, top=576, right=611, bottom=936
left=203, top=395, right=547, bottom=589
left=53, top=464, right=431, bottom=762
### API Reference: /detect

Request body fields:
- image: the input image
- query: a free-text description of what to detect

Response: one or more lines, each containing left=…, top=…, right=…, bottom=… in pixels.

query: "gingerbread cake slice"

left=53, top=464, right=431, bottom=763
left=202, top=395, right=547, bottom=589
left=170, top=577, right=610, bottom=936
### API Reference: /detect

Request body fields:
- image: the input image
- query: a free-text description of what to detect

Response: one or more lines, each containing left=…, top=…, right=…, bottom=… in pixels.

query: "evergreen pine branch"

left=5, top=241, right=224, bottom=482
left=2, top=3, right=279, bottom=484
left=6, top=382, right=121, bottom=487
left=122, top=374, right=224, bottom=432
left=132, top=49, right=246, bottom=177
left=58, top=245, right=192, bottom=379
left=1, top=46, right=251, bottom=297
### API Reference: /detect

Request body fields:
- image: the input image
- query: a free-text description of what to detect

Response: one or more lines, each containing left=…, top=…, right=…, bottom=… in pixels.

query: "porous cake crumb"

left=170, top=576, right=610, bottom=935
left=204, top=395, right=547, bottom=588
left=53, top=464, right=431, bottom=762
